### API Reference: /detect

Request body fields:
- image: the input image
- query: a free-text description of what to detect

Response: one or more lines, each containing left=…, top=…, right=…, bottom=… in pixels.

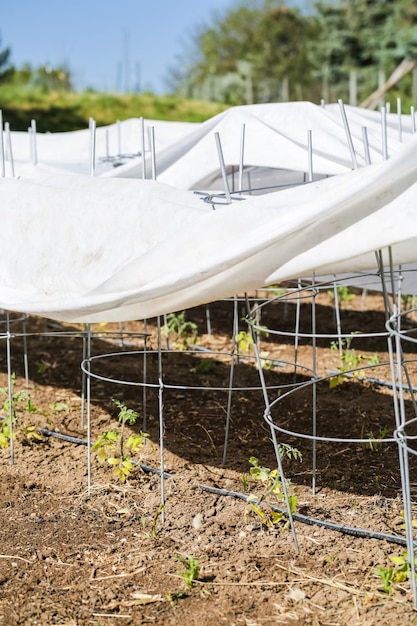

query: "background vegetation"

left=1, top=0, right=417, bottom=131
left=0, top=87, right=228, bottom=133
left=169, top=0, right=417, bottom=107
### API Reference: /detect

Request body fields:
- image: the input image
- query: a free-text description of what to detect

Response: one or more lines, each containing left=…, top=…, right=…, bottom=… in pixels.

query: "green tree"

left=169, top=0, right=318, bottom=103
left=0, top=34, right=14, bottom=84
left=312, top=0, right=417, bottom=79
left=254, top=3, right=319, bottom=98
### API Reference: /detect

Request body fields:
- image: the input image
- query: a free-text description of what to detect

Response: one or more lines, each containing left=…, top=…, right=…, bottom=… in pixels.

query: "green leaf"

left=121, top=458, right=134, bottom=471
left=270, top=511, right=284, bottom=525
left=104, top=430, right=119, bottom=442
left=389, top=555, right=407, bottom=566
left=115, top=468, right=127, bottom=483
left=126, top=433, right=147, bottom=451
left=51, top=401, right=68, bottom=412
left=96, top=448, right=108, bottom=463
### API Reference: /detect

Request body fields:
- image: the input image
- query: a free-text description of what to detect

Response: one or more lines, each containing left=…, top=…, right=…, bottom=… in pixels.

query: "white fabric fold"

left=1, top=128, right=417, bottom=323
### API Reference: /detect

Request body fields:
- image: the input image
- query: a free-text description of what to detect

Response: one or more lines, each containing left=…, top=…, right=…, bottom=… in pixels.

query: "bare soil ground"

left=1, top=288, right=417, bottom=625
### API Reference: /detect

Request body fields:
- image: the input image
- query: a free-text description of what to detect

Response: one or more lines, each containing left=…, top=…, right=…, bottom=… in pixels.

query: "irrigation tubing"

left=31, top=425, right=411, bottom=548
left=327, top=370, right=417, bottom=393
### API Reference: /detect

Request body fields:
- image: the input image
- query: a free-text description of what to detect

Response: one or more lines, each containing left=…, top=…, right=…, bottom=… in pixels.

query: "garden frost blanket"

left=6, top=102, right=413, bottom=185
left=2, top=133, right=417, bottom=323
left=103, top=102, right=411, bottom=188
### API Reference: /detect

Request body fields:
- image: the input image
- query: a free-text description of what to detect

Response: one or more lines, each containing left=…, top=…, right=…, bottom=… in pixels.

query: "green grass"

left=0, top=87, right=229, bottom=132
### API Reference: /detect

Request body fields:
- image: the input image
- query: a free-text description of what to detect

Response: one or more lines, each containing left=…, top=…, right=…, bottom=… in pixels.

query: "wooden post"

left=360, top=59, right=415, bottom=109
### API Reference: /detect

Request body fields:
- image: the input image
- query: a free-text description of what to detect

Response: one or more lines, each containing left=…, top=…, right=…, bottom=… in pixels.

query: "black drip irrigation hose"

left=36, top=426, right=410, bottom=548
left=327, top=369, right=417, bottom=393
left=198, top=484, right=409, bottom=547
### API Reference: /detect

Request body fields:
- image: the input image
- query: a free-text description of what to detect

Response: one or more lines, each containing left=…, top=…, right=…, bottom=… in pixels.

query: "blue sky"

left=2, top=0, right=305, bottom=95
left=1, top=0, right=240, bottom=94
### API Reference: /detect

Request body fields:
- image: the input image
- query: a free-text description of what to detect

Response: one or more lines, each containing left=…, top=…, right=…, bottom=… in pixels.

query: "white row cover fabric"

left=2, top=129, right=417, bottom=323
left=103, top=102, right=414, bottom=188
left=3, top=118, right=197, bottom=179
left=4, top=102, right=414, bottom=187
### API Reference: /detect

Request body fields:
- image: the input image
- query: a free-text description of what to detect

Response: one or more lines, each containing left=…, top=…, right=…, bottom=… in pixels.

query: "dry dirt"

left=1, top=288, right=417, bottom=625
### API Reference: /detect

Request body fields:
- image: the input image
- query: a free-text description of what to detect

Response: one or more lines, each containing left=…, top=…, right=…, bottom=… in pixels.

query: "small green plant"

left=190, top=358, right=216, bottom=374
left=26, top=397, right=43, bottom=414
left=175, top=554, right=200, bottom=589
left=245, top=455, right=301, bottom=529
left=34, top=360, right=52, bottom=374
left=361, top=424, right=390, bottom=451
left=236, top=329, right=254, bottom=354
left=0, top=377, right=16, bottom=449
left=0, top=422, right=12, bottom=448
left=329, top=335, right=380, bottom=388
left=92, top=399, right=149, bottom=483
left=166, top=552, right=199, bottom=606
left=270, top=286, right=285, bottom=297
left=242, top=472, right=249, bottom=492
left=140, top=505, right=164, bottom=539
left=0, top=373, right=26, bottom=417
left=20, top=424, right=45, bottom=445
left=375, top=565, right=394, bottom=594
left=0, top=375, right=43, bottom=416
left=165, top=311, right=198, bottom=350
left=278, top=442, right=303, bottom=462
left=375, top=551, right=416, bottom=594
left=51, top=401, right=69, bottom=412
left=367, top=353, right=381, bottom=366
left=0, top=374, right=44, bottom=447
left=401, top=293, right=417, bottom=312
left=166, top=590, right=186, bottom=606
left=327, top=285, right=355, bottom=305
left=236, top=323, right=271, bottom=372
left=236, top=322, right=269, bottom=356
left=373, top=475, right=382, bottom=490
